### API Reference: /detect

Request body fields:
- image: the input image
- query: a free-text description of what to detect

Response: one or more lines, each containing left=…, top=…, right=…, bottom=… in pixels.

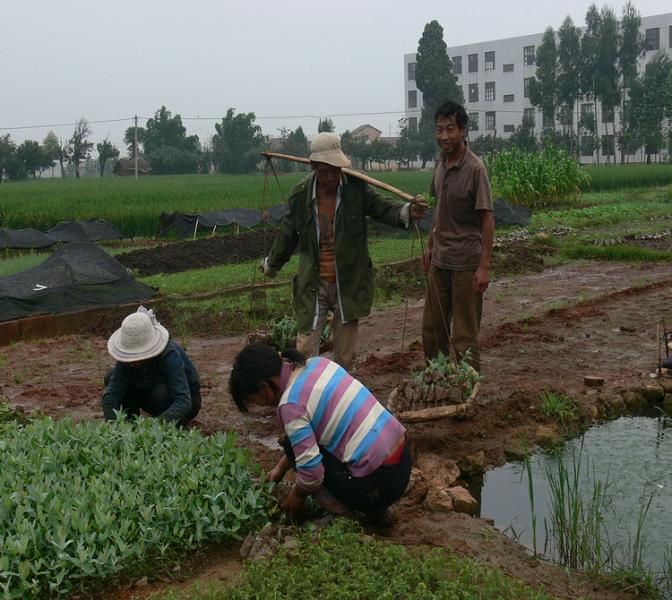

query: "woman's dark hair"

left=229, top=343, right=305, bottom=412
left=434, top=100, right=468, bottom=129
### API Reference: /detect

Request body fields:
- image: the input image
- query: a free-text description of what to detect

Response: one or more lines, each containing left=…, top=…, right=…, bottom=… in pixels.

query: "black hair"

left=229, top=343, right=306, bottom=412
left=434, top=100, right=468, bottom=129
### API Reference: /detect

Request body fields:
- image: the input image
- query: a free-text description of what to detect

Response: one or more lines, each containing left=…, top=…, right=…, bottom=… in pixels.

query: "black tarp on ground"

left=0, top=242, right=156, bottom=322
left=493, top=198, right=532, bottom=228
left=0, top=220, right=125, bottom=250
left=160, top=207, right=287, bottom=238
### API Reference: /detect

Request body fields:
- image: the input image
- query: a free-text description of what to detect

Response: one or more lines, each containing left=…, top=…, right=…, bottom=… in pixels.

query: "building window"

left=452, top=56, right=462, bottom=75
left=485, top=51, right=495, bottom=71
left=469, top=112, right=479, bottom=131
left=485, top=111, right=496, bottom=131
left=523, top=77, right=533, bottom=98
left=468, top=83, right=479, bottom=103
left=601, top=134, right=615, bottom=156
left=485, top=82, right=496, bottom=101
left=503, top=63, right=514, bottom=73
left=468, top=53, right=478, bottom=73
left=645, top=28, right=660, bottom=51
left=408, top=90, right=417, bottom=109
left=503, top=124, right=515, bottom=133
left=580, top=137, right=594, bottom=157
left=523, top=107, right=535, bottom=127
left=523, top=45, right=535, bottom=66
left=543, top=111, right=554, bottom=128
left=580, top=103, right=593, bottom=118
left=408, top=116, right=418, bottom=131
left=503, top=94, right=514, bottom=103
left=407, top=62, right=416, bottom=81
left=601, top=105, right=614, bottom=123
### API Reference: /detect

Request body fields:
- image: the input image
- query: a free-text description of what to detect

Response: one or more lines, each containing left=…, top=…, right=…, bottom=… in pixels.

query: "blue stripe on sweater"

left=312, top=364, right=348, bottom=428
left=350, top=409, right=391, bottom=464
left=286, top=358, right=319, bottom=405
left=326, top=386, right=370, bottom=454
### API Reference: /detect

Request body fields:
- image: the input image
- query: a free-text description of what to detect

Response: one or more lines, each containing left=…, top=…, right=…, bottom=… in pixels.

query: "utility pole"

left=134, top=115, right=138, bottom=180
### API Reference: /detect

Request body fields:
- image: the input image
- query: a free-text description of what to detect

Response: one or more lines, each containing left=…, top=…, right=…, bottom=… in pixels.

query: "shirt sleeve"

left=474, top=165, right=494, bottom=211
left=101, top=364, right=130, bottom=421
left=278, top=403, right=324, bottom=492
left=156, top=348, right=193, bottom=422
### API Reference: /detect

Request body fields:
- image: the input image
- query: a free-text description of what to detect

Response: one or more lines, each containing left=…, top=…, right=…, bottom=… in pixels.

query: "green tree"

left=124, top=125, right=146, bottom=159
left=630, top=53, right=672, bottom=163
left=42, top=131, right=61, bottom=177
left=580, top=4, right=601, bottom=162
left=16, top=140, right=44, bottom=179
left=317, top=118, right=335, bottom=133
left=68, top=118, right=94, bottom=179
left=529, top=27, right=558, bottom=130
left=143, top=107, right=201, bottom=174
left=618, top=2, right=645, bottom=163
left=394, top=118, right=419, bottom=168
left=509, top=114, right=538, bottom=153
left=595, top=6, right=620, bottom=162
left=96, top=137, right=120, bottom=177
left=0, top=135, right=17, bottom=182
left=285, top=126, right=309, bottom=159
left=213, top=108, right=264, bottom=174
left=557, top=17, right=582, bottom=150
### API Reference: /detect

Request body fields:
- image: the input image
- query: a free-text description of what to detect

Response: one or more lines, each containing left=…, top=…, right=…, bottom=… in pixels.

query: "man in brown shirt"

left=421, top=101, right=494, bottom=371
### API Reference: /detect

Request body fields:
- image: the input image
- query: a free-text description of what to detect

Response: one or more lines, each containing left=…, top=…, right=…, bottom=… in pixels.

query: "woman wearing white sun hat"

left=102, top=306, right=201, bottom=424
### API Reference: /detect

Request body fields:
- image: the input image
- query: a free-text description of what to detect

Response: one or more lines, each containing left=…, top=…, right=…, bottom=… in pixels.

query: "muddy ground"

left=2, top=259, right=672, bottom=599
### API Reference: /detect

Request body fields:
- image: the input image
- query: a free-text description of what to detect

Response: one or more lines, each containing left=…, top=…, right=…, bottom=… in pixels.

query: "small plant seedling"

left=539, top=391, right=578, bottom=426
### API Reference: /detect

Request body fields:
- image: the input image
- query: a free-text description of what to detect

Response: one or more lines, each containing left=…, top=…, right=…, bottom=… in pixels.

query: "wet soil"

left=1, top=260, right=671, bottom=600
left=116, top=229, right=279, bottom=276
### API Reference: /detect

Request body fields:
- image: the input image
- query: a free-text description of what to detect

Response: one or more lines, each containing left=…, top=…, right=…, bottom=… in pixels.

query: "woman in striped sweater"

left=229, top=344, right=412, bottom=520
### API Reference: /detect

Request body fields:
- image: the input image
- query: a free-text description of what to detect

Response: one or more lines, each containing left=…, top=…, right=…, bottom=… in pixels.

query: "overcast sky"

left=2, top=0, right=670, bottom=154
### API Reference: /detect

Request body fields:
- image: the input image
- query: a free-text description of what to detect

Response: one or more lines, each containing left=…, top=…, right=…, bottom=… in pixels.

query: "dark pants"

left=282, top=436, right=412, bottom=513
left=103, top=371, right=201, bottom=425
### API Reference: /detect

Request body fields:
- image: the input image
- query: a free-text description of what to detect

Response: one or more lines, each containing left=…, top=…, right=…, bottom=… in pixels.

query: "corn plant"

left=486, top=148, right=591, bottom=208
left=0, top=417, right=271, bottom=598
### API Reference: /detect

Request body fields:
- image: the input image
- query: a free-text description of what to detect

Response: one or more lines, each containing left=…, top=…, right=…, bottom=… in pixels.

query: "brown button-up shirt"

left=429, top=147, right=493, bottom=271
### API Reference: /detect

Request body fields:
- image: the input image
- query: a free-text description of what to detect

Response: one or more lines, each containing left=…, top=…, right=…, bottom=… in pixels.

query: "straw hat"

left=309, top=133, right=351, bottom=168
left=107, top=308, right=169, bottom=362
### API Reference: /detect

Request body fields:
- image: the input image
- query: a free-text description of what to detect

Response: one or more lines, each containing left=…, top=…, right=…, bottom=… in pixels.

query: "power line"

left=0, top=117, right=135, bottom=131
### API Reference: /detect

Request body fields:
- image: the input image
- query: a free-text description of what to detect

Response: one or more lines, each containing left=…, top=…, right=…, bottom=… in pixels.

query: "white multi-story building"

left=404, top=12, right=672, bottom=162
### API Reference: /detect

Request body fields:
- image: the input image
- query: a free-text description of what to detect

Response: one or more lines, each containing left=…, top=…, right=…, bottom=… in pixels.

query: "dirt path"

left=1, top=260, right=671, bottom=599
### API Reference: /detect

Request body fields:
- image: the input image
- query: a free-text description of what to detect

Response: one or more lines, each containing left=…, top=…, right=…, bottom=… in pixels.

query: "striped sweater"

left=278, top=357, right=406, bottom=492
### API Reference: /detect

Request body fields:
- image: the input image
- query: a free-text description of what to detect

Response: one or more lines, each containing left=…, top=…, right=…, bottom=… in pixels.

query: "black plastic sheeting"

left=493, top=198, right=532, bottom=228
left=0, top=242, right=156, bottom=322
left=0, top=220, right=125, bottom=250
left=160, top=207, right=283, bottom=239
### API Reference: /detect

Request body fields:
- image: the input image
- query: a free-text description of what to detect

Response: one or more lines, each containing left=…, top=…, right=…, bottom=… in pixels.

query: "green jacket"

left=267, top=173, right=405, bottom=331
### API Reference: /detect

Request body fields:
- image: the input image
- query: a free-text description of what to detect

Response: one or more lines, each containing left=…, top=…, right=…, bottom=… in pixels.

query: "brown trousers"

left=297, top=280, right=359, bottom=371
left=422, top=266, right=483, bottom=371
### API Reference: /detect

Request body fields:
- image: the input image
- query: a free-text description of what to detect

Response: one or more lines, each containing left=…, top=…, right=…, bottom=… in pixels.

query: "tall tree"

left=529, top=27, right=558, bottom=129
left=68, top=118, right=93, bottom=178
left=16, top=140, right=44, bottom=179
left=96, top=137, right=120, bottom=177
left=595, top=6, right=621, bottom=162
left=415, top=20, right=463, bottom=166
left=124, top=125, right=146, bottom=159
left=212, top=108, right=264, bottom=174
left=618, top=1, right=645, bottom=163
left=317, top=118, right=335, bottom=133
left=0, top=135, right=17, bottom=183
left=630, top=53, right=672, bottom=163
left=580, top=4, right=601, bottom=162
left=42, top=131, right=60, bottom=177
left=143, top=107, right=201, bottom=174
left=557, top=17, right=582, bottom=150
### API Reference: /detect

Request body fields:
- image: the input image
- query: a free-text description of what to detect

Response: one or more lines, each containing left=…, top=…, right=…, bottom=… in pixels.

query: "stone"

left=404, top=467, right=429, bottom=504
left=535, top=425, right=560, bottom=447
left=447, top=486, right=478, bottom=515
left=135, top=576, right=149, bottom=587
left=641, top=384, right=665, bottom=403
left=425, top=486, right=454, bottom=512
left=503, top=440, right=528, bottom=461
left=416, top=452, right=460, bottom=487
left=282, top=537, right=301, bottom=553
left=658, top=377, right=672, bottom=394
left=584, top=375, right=604, bottom=388
left=460, top=450, right=486, bottom=475
left=240, top=532, right=255, bottom=559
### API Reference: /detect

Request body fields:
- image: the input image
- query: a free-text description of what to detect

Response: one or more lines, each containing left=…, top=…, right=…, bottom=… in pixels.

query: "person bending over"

left=229, top=343, right=411, bottom=521
left=102, top=306, right=201, bottom=425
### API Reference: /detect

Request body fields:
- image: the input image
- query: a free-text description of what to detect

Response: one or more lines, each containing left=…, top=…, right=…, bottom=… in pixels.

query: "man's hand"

left=410, top=196, right=429, bottom=221
left=266, top=456, right=291, bottom=483
left=283, top=484, right=308, bottom=519
left=472, top=265, right=489, bottom=293
left=421, top=247, right=432, bottom=273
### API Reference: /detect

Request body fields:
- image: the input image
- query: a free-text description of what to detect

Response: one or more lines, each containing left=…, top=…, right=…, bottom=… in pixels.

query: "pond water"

left=474, top=413, right=672, bottom=573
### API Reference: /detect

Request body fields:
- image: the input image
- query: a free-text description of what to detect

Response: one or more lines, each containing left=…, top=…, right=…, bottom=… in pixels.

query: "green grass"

left=0, top=415, right=270, bottom=598
left=539, top=391, right=578, bottom=427
left=585, top=163, right=672, bottom=192
left=560, top=243, right=672, bottom=263
left=150, top=520, right=557, bottom=600
left=0, top=172, right=433, bottom=237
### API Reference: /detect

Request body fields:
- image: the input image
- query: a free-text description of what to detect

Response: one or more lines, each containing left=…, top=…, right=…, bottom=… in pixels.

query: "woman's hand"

left=283, top=484, right=309, bottom=519
left=266, top=455, right=291, bottom=483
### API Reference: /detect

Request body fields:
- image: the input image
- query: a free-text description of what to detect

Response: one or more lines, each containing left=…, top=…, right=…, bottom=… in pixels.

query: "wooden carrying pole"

left=260, top=151, right=419, bottom=204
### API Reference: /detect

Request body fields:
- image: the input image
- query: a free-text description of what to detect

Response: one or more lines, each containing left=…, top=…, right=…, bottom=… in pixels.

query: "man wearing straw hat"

left=262, top=132, right=427, bottom=371
left=102, top=306, right=202, bottom=424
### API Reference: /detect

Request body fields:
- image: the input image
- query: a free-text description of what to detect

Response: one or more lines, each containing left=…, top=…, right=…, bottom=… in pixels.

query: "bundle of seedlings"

left=247, top=315, right=332, bottom=352
left=386, top=352, right=481, bottom=422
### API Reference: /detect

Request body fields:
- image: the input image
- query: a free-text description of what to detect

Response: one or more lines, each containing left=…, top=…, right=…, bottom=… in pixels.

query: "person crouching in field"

left=229, top=343, right=411, bottom=522
left=102, top=306, right=201, bottom=425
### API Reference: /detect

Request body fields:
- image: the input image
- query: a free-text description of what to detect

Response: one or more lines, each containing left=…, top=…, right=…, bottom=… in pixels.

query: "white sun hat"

left=107, top=306, right=169, bottom=362
left=309, top=132, right=351, bottom=168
